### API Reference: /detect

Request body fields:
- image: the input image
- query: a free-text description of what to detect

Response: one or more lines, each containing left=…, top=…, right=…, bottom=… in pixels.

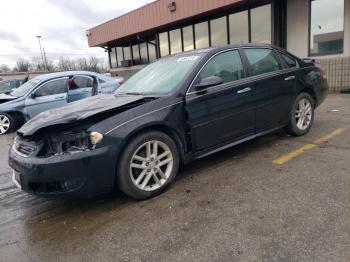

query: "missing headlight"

left=38, top=131, right=103, bottom=157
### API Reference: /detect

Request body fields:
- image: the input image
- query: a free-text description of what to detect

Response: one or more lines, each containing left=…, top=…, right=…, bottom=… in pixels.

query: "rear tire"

left=117, top=131, right=179, bottom=200
left=0, top=113, right=17, bottom=135
left=285, top=92, right=315, bottom=136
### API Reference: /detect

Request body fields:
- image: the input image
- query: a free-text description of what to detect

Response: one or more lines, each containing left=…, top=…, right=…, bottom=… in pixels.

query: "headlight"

left=46, top=131, right=104, bottom=156
left=90, top=132, right=103, bottom=146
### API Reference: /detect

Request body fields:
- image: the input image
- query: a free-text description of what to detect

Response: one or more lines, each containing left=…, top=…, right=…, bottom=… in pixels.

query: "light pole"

left=36, top=35, right=46, bottom=71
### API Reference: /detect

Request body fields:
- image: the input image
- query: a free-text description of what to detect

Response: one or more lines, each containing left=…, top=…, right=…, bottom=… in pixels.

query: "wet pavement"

left=0, top=94, right=350, bottom=262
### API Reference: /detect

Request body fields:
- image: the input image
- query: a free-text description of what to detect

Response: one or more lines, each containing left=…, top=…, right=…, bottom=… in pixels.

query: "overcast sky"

left=0, top=0, right=155, bottom=68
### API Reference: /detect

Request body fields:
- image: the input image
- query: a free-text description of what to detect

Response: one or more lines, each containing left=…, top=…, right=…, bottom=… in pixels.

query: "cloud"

left=0, top=30, right=21, bottom=42
left=0, top=0, right=155, bottom=67
left=46, top=0, right=123, bottom=26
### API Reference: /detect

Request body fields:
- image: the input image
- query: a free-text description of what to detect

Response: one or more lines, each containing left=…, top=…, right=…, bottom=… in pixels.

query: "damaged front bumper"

left=9, top=144, right=117, bottom=198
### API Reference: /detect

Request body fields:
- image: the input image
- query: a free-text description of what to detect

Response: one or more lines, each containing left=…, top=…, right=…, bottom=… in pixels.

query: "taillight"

left=119, top=80, right=124, bottom=85
left=317, top=64, right=328, bottom=79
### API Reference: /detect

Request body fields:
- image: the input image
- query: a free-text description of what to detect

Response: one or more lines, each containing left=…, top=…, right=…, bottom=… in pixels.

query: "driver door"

left=24, top=77, right=68, bottom=119
left=185, top=50, right=255, bottom=152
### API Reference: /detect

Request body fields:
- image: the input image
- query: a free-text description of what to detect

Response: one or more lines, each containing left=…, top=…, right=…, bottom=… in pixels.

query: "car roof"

left=165, top=43, right=283, bottom=59
left=34, top=71, right=101, bottom=81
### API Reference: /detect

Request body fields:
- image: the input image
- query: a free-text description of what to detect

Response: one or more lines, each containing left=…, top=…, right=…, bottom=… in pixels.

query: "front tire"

left=0, top=113, right=16, bottom=135
left=117, top=131, right=179, bottom=200
left=285, top=92, right=315, bottom=136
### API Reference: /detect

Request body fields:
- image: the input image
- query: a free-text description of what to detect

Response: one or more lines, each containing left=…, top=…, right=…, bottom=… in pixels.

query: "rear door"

left=242, top=48, right=296, bottom=133
left=24, top=78, right=68, bottom=118
left=67, top=75, right=94, bottom=103
left=185, top=49, right=255, bottom=152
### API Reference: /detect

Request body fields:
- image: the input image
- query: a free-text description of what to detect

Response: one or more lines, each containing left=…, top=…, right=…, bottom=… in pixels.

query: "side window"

left=281, top=53, right=298, bottom=68
left=72, top=76, right=93, bottom=89
left=197, top=50, right=244, bottom=84
left=35, top=79, right=67, bottom=97
left=244, top=48, right=281, bottom=76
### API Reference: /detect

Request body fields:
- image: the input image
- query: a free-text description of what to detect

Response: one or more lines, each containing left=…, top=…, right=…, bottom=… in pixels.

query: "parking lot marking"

left=273, top=126, right=348, bottom=165
left=273, top=144, right=316, bottom=165
left=313, top=128, right=347, bottom=145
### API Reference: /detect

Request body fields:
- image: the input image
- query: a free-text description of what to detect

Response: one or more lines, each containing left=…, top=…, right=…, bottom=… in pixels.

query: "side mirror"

left=193, top=76, right=223, bottom=90
left=30, top=92, right=36, bottom=99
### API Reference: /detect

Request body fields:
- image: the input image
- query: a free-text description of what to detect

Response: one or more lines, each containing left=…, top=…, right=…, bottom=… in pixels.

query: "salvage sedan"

left=0, top=71, right=123, bottom=135
left=9, top=44, right=328, bottom=199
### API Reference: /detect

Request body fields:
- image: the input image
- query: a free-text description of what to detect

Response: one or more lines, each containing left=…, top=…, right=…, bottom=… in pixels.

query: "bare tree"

left=0, top=64, right=10, bottom=73
left=58, top=57, right=76, bottom=71
left=15, top=58, right=31, bottom=72
left=31, top=56, right=46, bottom=71
left=88, top=56, right=100, bottom=72
left=76, top=57, right=88, bottom=71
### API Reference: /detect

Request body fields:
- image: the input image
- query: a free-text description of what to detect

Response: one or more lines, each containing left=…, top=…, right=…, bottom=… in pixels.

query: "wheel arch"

left=300, top=87, right=317, bottom=107
left=117, top=123, right=187, bottom=167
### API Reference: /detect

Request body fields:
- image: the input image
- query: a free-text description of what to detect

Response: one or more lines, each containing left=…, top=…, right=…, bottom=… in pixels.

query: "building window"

left=183, top=25, right=194, bottom=51
left=123, top=46, right=132, bottom=61
left=169, top=29, right=182, bottom=54
left=195, top=21, right=209, bottom=49
left=159, top=32, right=169, bottom=57
left=210, top=16, right=228, bottom=47
left=140, top=43, right=148, bottom=64
left=110, top=47, right=117, bottom=68
left=148, top=42, right=157, bottom=62
left=132, top=45, right=140, bottom=63
left=251, top=4, right=272, bottom=44
left=310, top=0, right=344, bottom=55
left=116, top=47, right=123, bottom=67
left=229, top=11, right=249, bottom=44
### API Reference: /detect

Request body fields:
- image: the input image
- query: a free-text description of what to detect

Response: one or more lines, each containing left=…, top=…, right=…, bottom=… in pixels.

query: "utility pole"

left=36, top=35, right=46, bottom=71
left=42, top=47, right=49, bottom=71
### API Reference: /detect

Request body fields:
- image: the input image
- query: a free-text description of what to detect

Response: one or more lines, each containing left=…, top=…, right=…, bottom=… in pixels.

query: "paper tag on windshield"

left=177, top=56, right=199, bottom=62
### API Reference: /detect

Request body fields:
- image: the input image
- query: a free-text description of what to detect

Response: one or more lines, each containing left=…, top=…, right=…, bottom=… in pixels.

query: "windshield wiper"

left=124, top=92, right=146, bottom=95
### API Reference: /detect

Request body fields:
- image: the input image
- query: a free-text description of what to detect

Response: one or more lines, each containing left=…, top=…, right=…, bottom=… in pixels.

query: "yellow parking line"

left=273, top=144, right=316, bottom=165
left=313, top=128, right=347, bottom=144
left=273, top=126, right=348, bottom=165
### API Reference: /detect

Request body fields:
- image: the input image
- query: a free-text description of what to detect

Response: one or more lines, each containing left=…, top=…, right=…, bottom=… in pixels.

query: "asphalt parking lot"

left=0, top=94, right=349, bottom=262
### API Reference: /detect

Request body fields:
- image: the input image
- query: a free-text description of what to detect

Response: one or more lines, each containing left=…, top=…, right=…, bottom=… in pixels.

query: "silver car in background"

left=0, top=71, right=124, bottom=135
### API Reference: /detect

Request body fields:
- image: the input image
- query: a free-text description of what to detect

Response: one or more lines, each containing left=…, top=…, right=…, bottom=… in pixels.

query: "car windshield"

left=115, top=54, right=203, bottom=95
left=0, top=81, right=11, bottom=92
left=11, top=79, right=41, bottom=97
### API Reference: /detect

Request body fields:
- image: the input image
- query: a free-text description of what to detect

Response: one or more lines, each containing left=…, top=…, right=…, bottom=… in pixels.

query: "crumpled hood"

left=0, top=93, right=17, bottom=103
left=19, top=94, right=146, bottom=136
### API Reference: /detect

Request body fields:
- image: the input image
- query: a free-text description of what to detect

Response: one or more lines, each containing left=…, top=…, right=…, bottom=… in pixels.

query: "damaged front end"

left=9, top=125, right=115, bottom=197
left=14, top=127, right=103, bottom=158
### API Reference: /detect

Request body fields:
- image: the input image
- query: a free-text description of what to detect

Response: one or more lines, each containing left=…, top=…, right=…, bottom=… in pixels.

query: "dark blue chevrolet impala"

left=9, top=44, right=328, bottom=199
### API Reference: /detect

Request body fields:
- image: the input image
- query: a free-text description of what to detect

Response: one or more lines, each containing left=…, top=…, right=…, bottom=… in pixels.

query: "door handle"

left=55, top=96, right=65, bottom=99
left=284, top=76, right=296, bottom=81
left=237, top=87, right=252, bottom=94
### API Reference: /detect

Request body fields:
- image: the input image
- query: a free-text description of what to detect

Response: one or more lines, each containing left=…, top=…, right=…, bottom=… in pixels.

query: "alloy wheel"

left=0, top=115, right=10, bottom=134
left=295, top=98, right=312, bottom=131
left=129, top=140, right=173, bottom=192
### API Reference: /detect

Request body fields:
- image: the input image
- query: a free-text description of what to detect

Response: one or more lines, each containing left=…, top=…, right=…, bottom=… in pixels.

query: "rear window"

left=244, top=48, right=281, bottom=76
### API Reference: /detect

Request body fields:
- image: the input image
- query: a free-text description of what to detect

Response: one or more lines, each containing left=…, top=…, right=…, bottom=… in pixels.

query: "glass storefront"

left=251, top=4, right=272, bottom=44
left=159, top=32, right=169, bottom=57
left=169, top=29, right=182, bottom=54
left=310, top=0, right=344, bottom=55
left=195, top=21, right=209, bottom=49
left=110, top=47, right=117, bottom=68
left=183, top=25, right=194, bottom=51
left=229, top=11, right=249, bottom=44
left=108, top=3, right=273, bottom=68
left=210, top=16, right=228, bottom=47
